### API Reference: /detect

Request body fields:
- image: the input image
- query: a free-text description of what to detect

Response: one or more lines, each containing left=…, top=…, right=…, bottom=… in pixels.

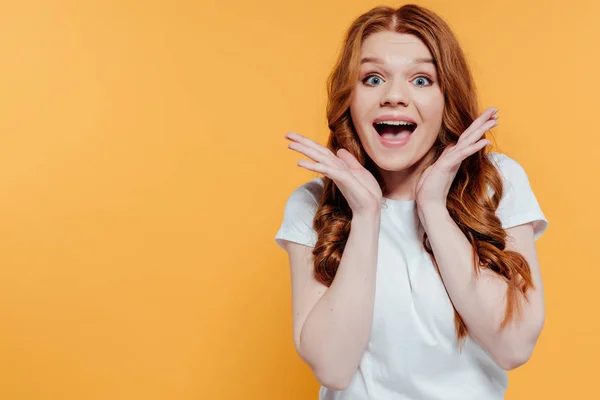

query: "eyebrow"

left=360, top=56, right=435, bottom=65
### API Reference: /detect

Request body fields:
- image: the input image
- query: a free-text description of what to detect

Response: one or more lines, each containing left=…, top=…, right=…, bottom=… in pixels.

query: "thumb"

left=336, top=148, right=363, bottom=170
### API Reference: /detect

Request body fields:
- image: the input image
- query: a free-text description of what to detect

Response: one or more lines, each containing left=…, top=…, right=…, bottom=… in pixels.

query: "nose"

left=381, top=80, right=410, bottom=107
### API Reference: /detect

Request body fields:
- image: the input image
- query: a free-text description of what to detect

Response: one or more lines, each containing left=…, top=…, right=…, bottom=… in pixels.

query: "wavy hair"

left=311, top=4, right=534, bottom=347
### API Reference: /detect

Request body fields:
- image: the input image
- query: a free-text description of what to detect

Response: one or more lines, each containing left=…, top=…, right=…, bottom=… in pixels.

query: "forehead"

left=360, top=31, right=433, bottom=67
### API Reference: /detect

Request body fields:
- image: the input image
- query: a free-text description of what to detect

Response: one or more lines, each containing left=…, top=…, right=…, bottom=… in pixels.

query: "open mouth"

left=373, top=121, right=417, bottom=140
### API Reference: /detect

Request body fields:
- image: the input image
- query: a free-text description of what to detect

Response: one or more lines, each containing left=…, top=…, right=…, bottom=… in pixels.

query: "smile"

left=372, top=121, right=416, bottom=148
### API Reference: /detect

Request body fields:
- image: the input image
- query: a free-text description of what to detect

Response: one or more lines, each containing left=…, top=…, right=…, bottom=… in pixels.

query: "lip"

left=373, top=114, right=417, bottom=124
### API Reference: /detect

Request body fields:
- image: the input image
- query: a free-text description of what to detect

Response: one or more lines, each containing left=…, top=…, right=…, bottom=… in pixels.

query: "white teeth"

left=375, top=121, right=415, bottom=126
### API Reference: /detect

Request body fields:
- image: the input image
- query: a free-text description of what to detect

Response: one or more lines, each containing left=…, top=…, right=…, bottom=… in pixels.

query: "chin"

left=369, top=152, right=417, bottom=172
left=367, top=138, right=414, bottom=169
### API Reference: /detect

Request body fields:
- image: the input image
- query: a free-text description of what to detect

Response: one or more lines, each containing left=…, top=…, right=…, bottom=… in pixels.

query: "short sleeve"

left=274, top=178, right=324, bottom=250
left=489, top=152, right=549, bottom=241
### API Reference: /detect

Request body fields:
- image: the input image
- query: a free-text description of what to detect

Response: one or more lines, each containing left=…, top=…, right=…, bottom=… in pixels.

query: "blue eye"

left=362, top=74, right=434, bottom=87
left=363, top=74, right=383, bottom=86
left=412, top=76, right=433, bottom=87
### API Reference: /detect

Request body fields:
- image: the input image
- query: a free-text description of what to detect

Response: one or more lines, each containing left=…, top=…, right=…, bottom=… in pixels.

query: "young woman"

left=274, top=4, right=548, bottom=399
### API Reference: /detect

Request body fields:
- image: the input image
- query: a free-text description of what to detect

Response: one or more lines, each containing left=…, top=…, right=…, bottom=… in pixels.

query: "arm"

left=419, top=204, right=545, bottom=370
left=284, top=210, right=381, bottom=390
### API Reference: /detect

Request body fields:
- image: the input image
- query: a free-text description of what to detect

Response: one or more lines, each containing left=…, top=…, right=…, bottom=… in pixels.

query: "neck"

left=378, top=148, right=436, bottom=201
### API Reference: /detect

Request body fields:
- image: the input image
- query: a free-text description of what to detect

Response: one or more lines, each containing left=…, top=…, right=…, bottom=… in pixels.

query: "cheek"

left=351, top=89, right=373, bottom=113
left=414, top=93, right=444, bottom=123
left=350, top=93, right=375, bottom=131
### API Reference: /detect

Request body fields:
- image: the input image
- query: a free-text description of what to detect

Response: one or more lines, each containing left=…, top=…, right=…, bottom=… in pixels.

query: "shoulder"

left=487, top=151, right=526, bottom=178
left=292, top=177, right=325, bottom=203
left=274, top=177, right=325, bottom=249
left=283, top=177, right=325, bottom=214
left=486, top=151, right=531, bottom=194
left=486, top=152, right=549, bottom=240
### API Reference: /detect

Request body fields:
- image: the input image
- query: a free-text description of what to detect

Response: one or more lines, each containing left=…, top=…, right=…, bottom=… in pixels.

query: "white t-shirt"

left=274, top=152, right=548, bottom=400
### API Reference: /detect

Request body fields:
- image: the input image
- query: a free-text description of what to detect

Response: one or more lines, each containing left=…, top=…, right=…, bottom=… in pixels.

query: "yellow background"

left=0, top=0, right=597, bottom=398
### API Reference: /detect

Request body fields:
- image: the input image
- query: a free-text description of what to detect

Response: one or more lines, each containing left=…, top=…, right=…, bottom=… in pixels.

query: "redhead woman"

left=274, top=4, right=548, bottom=399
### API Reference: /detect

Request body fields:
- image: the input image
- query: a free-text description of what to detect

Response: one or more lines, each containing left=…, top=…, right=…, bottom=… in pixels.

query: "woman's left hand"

left=415, top=107, right=499, bottom=211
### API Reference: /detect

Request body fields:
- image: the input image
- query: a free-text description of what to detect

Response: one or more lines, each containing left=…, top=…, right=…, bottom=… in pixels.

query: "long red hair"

left=312, top=4, right=534, bottom=347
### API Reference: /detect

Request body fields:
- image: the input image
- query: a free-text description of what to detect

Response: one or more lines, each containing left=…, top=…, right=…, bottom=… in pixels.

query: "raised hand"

left=415, top=107, right=499, bottom=210
left=285, top=132, right=382, bottom=216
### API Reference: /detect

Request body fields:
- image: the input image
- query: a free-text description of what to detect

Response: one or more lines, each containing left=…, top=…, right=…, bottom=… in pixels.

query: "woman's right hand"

left=285, top=132, right=383, bottom=216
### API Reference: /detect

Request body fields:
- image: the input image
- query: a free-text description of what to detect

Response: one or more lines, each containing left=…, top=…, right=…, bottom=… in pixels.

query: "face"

left=350, top=31, right=444, bottom=172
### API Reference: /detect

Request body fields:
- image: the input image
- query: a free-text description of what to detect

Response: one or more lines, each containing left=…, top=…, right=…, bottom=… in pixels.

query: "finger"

left=441, top=143, right=456, bottom=156
left=452, top=139, right=491, bottom=164
left=288, top=141, right=335, bottom=166
left=297, top=159, right=353, bottom=185
left=297, top=159, right=334, bottom=176
left=458, top=119, right=497, bottom=147
left=336, top=148, right=363, bottom=170
left=285, top=132, right=333, bottom=158
left=459, top=107, right=497, bottom=143
left=469, top=119, right=498, bottom=142
left=460, top=109, right=496, bottom=141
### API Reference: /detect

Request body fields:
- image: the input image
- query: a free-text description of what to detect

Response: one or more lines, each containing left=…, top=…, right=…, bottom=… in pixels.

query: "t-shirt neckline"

left=382, top=197, right=417, bottom=210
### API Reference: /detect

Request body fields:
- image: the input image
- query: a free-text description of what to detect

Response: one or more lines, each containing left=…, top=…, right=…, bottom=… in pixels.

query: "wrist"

left=352, top=208, right=381, bottom=224
left=418, top=202, right=449, bottom=228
